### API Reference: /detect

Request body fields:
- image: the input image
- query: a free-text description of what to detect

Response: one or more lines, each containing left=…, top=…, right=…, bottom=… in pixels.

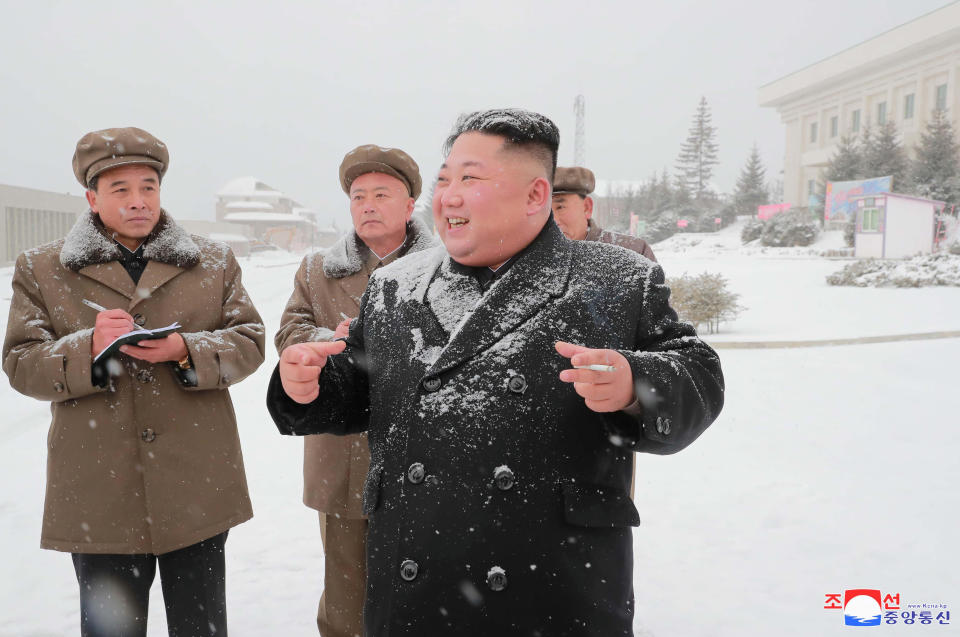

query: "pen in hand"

left=81, top=299, right=108, bottom=313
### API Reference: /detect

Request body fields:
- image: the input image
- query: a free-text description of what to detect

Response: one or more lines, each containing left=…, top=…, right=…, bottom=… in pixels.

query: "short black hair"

left=443, top=108, right=560, bottom=184
left=88, top=166, right=161, bottom=193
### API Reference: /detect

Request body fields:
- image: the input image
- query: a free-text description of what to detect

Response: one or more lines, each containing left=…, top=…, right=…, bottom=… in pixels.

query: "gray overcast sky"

left=0, top=0, right=953, bottom=226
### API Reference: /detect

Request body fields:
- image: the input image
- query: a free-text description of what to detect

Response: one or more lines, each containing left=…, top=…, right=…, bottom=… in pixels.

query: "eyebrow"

left=109, top=176, right=158, bottom=188
left=351, top=186, right=391, bottom=194
left=439, top=160, right=484, bottom=170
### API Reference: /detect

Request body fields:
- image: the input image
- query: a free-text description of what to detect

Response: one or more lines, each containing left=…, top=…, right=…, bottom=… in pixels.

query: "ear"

left=526, top=177, right=551, bottom=216
left=404, top=197, right=415, bottom=221
left=85, top=189, right=99, bottom=214
left=583, top=195, right=594, bottom=220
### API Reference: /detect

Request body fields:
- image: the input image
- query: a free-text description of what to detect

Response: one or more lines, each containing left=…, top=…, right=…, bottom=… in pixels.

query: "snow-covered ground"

left=1, top=226, right=958, bottom=636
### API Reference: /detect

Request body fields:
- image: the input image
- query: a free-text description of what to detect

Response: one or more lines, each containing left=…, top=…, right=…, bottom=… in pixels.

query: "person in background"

left=274, top=144, right=434, bottom=637
left=552, top=166, right=657, bottom=262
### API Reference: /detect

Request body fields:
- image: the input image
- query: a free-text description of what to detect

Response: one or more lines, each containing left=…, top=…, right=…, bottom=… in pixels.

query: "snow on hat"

left=339, top=144, right=422, bottom=199
left=553, top=166, right=596, bottom=196
left=73, top=127, right=169, bottom=188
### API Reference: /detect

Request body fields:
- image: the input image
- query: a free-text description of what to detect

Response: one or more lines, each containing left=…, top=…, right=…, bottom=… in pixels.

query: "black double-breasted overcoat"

left=268, top=219, right=724, bottom=636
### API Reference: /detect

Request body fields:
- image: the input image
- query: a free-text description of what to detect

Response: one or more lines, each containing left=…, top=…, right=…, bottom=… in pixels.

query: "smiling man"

left=267, top=109, right=724, bottom=636
left=3, top=127, right=265, bottom=637
left=274, top=144, right=434, bottom=637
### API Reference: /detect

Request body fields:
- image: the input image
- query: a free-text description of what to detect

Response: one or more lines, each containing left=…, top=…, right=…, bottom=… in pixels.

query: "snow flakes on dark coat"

left=267, top=219, right=724, bottom=637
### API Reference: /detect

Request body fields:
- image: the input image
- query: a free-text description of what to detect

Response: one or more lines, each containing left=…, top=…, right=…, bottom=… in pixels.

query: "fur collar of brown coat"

left=321, top=217, right=435, bottom=279
left=59, top=210, right=201, bottom=271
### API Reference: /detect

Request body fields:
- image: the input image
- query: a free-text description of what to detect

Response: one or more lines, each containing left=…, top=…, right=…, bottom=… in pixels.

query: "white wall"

left=855, top=232, right=884, bottom=258
left=884, top=198, right=935, bottom=258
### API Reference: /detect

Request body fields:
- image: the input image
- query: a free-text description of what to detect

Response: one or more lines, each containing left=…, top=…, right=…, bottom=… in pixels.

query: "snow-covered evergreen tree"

left=824, top=135, right=862, bottom=182
left=911, top=108, right=960, bottom=205
left=675, top=96, right=719, bottom=199
left=861, top=120, right=911, bottom=189
left=733, top=144, right=768, bottom=215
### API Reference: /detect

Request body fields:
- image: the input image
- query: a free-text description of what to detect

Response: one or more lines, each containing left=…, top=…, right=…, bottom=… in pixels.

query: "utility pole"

left=574, top=94, right=586, bottom=167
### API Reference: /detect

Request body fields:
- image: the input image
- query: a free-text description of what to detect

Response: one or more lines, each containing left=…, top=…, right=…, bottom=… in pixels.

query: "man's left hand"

left=121, top=333, right=189, bottom=364
left=555, top=341, right=634, bottom=413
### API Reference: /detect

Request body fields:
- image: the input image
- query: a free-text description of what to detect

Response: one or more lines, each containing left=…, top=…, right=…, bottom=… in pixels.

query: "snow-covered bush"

left=741, top=218, right=764, bottom=243
left=740, top=208, right=820, bottom=246
left=826, top=252, right=960, bottom=287
left=646, top=211, right=679, bottom=243
left=668, top=272, right=744, bottom=334
left=760, top=208, right=820, bottom=247
left=843, top=220, right=856, bottom=247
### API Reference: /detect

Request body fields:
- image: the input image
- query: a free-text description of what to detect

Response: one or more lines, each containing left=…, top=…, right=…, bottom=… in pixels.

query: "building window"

left=861, top=207, right=881, bottom=232
left=808, top=179, right=816, bottom=196
left=851, top=109, right=861, bottom=132
left=936, top=83, right=948, bottom=111
left=830, top=116, right=838, bottom=137
left=877, top=101, right=887, bottom=124
left=810, top=122, right=818, bottom=143
left=904, top=93, right=915, bottom=119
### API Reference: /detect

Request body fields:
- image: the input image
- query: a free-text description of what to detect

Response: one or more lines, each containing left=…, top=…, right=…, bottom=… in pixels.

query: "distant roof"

left=225, top=200, right=273, bottom=210
left=218, top=176, right=283, bottom=197
left=224, top=212, right=312, bottom=223
left=852, top=192, right=947, bottom=206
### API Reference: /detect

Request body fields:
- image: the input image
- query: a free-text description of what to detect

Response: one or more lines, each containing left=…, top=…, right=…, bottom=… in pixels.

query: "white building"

left=852, top=192, right=944, bottom=258
left=1, top=184, right=86, bottom=266
left=215, top=177, right=333, bottom=250
left=759, top=2, right=960, bottom=207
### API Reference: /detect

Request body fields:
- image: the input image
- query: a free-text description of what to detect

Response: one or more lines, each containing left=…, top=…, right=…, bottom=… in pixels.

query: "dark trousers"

left=71, top=531, right=228, bottom=637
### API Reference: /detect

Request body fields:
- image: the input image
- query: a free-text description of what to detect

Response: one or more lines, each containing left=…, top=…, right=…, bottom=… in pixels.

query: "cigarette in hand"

left=574, top=364, right=616, bottom=372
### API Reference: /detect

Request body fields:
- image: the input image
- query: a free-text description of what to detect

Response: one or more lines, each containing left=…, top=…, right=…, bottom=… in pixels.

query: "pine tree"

left=814, top=135, right=862, bottom=217
left=675, top=96, right=719, bottom=199
left=824, top=135, right=862, bottom=183
left=861, top=120, right=911, bottom=189
left=911, top=108, right=960, bottom=205
left=733, top=144, right=768, bottom=215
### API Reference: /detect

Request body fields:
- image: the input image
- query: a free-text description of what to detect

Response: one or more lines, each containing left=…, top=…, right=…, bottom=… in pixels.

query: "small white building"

left=215, top=177, right=327, bottom=251
left=852, top=192, right=944, bottom=258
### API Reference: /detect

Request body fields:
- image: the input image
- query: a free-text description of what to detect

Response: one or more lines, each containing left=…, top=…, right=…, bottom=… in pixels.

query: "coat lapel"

left=77, top=262, right=136, bottom=300
left=426, top=220, right=572, bottom=377
left=129, top=261, right=186, bottom=311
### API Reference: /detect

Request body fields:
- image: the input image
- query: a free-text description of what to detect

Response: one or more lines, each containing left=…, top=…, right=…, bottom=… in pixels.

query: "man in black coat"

left=267, top=109, right=724, bottom=636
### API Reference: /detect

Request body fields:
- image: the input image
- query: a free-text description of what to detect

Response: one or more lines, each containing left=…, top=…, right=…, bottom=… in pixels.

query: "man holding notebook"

left=2, top=127, right=265, bottom=636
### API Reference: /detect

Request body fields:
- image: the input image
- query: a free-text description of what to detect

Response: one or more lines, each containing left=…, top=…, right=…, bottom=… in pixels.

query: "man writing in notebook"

left=2, top=127, right=265, bottom=637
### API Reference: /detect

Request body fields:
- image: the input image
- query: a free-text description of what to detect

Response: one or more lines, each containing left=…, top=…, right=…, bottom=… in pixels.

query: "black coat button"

left=140, top=428, right=156, bottom=443
left=494, top=466, right=515, bottom=491
left=422, top=377, right=441, bottom=392
left=53, top=381, right=64, bottom=393
left=400, top=559, right=419, bottom=581
left=407, top=463, right=425, bottom=484
left=507, top=375, right=527, bottom=394
left=136, top=369, right=154, bottom=383
left=133, top=313, right=146, bottom=327
left=487, top=567, right=507, bottom=591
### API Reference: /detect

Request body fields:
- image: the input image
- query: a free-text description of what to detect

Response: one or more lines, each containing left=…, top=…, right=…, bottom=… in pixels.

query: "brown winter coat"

left=274, top=219, right=435, bottom=517
left=586, top=218, right=658, bottom=262
left=2, top=211, right=265, bottom=555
